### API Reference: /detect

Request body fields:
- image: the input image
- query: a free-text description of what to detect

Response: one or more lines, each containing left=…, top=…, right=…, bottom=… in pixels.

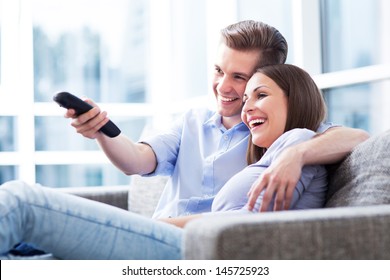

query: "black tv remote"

left=53, top=91, right=121, bottom=138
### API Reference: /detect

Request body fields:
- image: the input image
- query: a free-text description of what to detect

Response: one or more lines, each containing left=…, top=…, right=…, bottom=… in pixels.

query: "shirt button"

left=224, top=135, right=229, bottom=140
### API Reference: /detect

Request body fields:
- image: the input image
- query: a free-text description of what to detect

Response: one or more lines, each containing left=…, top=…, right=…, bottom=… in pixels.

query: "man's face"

left=212, top=43, right=261, bottom=123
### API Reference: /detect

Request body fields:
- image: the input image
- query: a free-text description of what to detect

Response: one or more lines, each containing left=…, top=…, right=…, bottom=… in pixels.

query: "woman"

left=213, top=64, right=328, bottom=213
left=163, top=63, right=329, bottom=227
left=0, top=64, right=329, bottom=259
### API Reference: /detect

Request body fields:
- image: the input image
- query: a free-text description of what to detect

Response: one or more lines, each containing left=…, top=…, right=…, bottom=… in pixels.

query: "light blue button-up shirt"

left=141, top=108, right=249, bottom=218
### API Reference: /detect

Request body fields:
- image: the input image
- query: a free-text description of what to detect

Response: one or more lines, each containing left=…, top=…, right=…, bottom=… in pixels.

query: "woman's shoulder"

left=272, top=128, right=316, bottom=149
left=260, top=129, right=317, bottom=164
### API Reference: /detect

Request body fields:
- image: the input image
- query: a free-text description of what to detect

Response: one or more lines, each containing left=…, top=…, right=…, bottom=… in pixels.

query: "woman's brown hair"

left=246, top=64, right=327, bottom=164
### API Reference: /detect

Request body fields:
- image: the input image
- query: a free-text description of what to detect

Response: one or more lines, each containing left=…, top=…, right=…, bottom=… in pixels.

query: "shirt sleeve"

left=139, top=113, right=185, bottom=176
left=317, top=122, right=339, bottom=134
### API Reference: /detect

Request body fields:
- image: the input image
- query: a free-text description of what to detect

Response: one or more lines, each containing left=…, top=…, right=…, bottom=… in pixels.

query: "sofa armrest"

left=183, top=205, right=390, bottom=259
left=59, top=186, right=130, bottom=210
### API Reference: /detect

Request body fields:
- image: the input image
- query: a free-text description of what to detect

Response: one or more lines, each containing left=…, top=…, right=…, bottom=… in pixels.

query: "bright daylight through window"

left=0, top=0, right=389, bottom=188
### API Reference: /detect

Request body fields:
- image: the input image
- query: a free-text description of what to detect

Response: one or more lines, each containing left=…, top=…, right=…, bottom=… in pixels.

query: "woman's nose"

left=243, top=98, right=254, bottom=112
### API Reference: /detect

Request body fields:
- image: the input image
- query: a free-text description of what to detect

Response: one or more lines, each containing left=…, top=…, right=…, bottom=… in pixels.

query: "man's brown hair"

left=221, top=20, right=288, bottom=68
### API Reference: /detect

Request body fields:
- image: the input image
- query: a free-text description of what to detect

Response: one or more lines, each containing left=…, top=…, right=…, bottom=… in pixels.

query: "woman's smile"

left=242, top=73, right=288, bottom=148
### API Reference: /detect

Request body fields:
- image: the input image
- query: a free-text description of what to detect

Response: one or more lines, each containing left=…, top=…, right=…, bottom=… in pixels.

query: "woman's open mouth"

left=248, top=118, right=266, bottom=129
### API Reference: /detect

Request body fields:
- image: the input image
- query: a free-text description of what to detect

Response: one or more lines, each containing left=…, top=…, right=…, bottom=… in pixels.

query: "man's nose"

left=217, top=76, right=233, bottom=93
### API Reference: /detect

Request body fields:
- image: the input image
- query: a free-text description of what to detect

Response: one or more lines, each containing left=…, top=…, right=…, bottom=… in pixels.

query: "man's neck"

left=221, top=115, right=242, bottom=130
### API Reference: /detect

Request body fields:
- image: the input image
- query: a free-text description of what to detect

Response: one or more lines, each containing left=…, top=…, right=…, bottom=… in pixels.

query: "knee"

left=0, top=180, right=35, bottom=197
left=1, top=180, right=30, bottom=188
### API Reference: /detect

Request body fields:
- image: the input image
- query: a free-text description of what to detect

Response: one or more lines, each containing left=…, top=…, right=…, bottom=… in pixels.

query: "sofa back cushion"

left=128, top=175, right=167, bottom=217
left=326, top=129, right=390, bottom=207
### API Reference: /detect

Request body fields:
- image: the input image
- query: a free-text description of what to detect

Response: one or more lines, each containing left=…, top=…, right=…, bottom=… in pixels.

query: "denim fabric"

left=0, top=181, right=182, bottom=260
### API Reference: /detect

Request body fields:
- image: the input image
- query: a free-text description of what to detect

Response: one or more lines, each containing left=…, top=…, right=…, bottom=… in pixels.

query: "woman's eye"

left=257, top=93, right=267, bottom=99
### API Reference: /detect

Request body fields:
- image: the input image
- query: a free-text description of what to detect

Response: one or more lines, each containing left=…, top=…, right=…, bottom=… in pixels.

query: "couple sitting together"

left=0, top=20, right=368, bottom=259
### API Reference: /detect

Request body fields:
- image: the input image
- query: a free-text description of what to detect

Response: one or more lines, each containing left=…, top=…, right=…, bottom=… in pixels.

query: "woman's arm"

left=247, top=126, right=369, bottom=211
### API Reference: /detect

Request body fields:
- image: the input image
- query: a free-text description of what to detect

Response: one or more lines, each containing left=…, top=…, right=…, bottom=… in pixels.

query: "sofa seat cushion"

left=326, top=129, right=390, bottom=207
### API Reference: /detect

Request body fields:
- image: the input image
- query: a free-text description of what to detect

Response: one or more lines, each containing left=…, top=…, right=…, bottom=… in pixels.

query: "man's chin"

left=217, top=106, right=242, bottom=118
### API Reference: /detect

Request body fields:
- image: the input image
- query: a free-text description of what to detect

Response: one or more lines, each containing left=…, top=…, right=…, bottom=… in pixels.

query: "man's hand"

left=247, top=146, right=303, bottom=212
left=246, top=127, right=369, bottom=212
left=64, top=98, right=110, bottom=139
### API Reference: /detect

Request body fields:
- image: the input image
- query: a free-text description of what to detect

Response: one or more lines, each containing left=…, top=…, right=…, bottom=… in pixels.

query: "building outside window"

left=321, top=0, right=390, bottom=134
left=32, top=0, right=149, bottom=187
left=0, top=0, right=17, bottom=183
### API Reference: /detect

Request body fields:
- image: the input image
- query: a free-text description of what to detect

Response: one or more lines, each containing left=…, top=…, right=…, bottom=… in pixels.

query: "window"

left=0, top=116, right=16, bottom=183
left=0, top=0, right=211, bottom=187
left=31, top=0, right=149, bottom=187
left=32, top=0, right=147, bottom=103
left=1, top=0, right=389, bottom=187
left=0, top=0, right=16, bottom=184
left=0, top=0, right=2, bottom=84
left=321, top=0, right=390, bottom=133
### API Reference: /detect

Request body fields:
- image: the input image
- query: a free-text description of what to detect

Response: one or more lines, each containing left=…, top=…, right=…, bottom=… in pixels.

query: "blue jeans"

left=0, top=180, right=182, bottom=259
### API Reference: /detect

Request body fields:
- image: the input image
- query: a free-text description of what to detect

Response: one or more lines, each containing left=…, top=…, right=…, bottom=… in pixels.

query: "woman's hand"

left=247, top=146, right=303, bottom=212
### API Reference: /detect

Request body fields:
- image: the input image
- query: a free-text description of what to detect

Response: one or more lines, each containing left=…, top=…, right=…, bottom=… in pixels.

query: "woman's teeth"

left=249, top=119, right=265, bottom=128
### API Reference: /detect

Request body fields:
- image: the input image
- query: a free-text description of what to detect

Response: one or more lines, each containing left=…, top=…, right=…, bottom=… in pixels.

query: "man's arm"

left=65, top=99, right=157, bottom=175
left=96, top=134, right=157, bottom=175
left=247, top=126, right=370, bottom=212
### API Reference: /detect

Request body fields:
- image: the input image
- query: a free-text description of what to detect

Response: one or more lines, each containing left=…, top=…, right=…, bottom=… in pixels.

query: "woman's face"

left=241, top=72, right=288, bottom=148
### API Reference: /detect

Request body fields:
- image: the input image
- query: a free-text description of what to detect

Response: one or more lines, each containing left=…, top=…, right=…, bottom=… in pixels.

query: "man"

left=66, top=20, right=369, bottom=218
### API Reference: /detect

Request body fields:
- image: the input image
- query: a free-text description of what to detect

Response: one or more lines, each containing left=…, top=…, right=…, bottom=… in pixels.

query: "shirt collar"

left=204, top=112, right=249, bottom=133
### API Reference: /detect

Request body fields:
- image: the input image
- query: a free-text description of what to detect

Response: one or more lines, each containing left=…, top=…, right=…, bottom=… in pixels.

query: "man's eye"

left=235, top=75, right=246, bottom=80
left=215, top=67, right=223, bottom=74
